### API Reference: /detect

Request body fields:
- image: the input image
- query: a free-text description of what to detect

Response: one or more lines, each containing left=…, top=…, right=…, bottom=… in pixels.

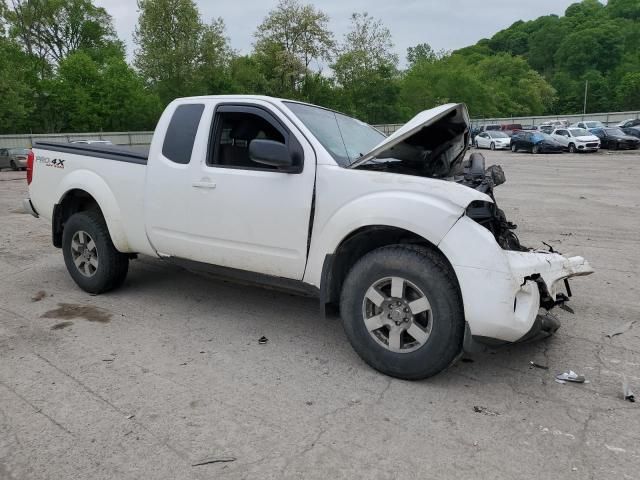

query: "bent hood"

left=349, top=103, right=470, bottom=176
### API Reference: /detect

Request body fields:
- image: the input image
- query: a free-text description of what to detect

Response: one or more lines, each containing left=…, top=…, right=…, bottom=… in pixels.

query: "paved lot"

left=1, top=150, right=639, bottom=480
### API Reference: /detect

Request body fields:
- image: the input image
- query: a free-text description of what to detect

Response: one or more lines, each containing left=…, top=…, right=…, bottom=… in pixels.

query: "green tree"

left=6, top=0, right=119, bottom=65
left=332, top=12, right=400, bottom=123
left=400, top=52, right=555, bottom=119
left=228, top=55, right=269, bottom=94
left=134, top=0, right=204, bottom=103
left=197, top=18, right=235, bottom=95
left=608, top=0, right=640, bottom=19
left=555, top=25, right=624, bottom=76
left=0, top=36, right=37, bottom=133
left=406, top=43, right=447, bottom=67
left=616, top=72, right=640, bottom=110
left=41, top=50, right=161, bottom=132
left=253, top=0, right=334, bottom=97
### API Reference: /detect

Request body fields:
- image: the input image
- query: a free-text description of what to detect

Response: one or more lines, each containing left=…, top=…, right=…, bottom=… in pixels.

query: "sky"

left=95, top=0, right=579, bottom=65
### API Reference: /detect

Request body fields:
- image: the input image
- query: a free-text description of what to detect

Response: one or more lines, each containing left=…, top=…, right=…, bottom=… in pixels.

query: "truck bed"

left=30, top=140, right=154, bottom=256
left=32, top=142, right=149, bottom=165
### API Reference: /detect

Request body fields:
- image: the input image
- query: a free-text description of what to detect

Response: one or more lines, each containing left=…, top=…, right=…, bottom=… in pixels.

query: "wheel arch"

left=319, top=225, right=461, bottom=314
left=53, top=171, right=129, bottom=251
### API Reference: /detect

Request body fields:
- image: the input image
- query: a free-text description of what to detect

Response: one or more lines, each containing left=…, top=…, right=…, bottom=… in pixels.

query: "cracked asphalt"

left=1, top=149, right=639, bottom=480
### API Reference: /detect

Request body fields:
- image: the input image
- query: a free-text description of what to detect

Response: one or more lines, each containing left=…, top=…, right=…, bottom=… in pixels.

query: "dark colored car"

left=590, top=128, right=640, bottom=150
left=622, top=127, right=640, bottom=139
left=510, top=132, right=564, bottom=154
left=618, top=119, right=640, bottom=129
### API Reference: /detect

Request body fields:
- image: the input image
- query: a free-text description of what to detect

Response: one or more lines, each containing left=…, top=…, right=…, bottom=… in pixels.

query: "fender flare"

left=304, top=191, right=466, bottom=288
left=55, top=169, right=130, bottom=252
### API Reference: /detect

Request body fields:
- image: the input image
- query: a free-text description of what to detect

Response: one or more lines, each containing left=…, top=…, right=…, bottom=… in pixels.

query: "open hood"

left=349, top=103, right=470, bottom=177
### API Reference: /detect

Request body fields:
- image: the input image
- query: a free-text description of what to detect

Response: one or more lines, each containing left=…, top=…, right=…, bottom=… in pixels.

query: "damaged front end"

left=460, top=152, right=525, bottom=252
left=437, top=152, right=593, bottom=349
left=348, top=102, right=594, bottom=347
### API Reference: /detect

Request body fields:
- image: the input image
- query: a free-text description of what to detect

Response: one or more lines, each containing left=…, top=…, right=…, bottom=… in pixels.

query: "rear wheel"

left=62, top=211, right=129, bottom=294
left=340, top=245, right=464, bottom=380
left=568, top=143, right=576, bottom=153
left=10, top=160, right=17, bottom=171
left=511, top=143, right=518, bottom=153
left=532, top=145, right=540, bottom=154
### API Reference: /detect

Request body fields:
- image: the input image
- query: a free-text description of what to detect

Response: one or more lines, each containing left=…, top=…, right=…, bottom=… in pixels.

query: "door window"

left=208, top=106, right=291, bottom=171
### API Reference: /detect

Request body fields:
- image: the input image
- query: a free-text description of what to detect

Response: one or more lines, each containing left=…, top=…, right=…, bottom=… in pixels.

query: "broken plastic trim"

left=466, top=201, right=524, bottom=251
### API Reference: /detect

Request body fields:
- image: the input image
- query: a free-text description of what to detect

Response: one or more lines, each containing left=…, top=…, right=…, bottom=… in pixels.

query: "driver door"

left=145, top=100, right=316, bottom=280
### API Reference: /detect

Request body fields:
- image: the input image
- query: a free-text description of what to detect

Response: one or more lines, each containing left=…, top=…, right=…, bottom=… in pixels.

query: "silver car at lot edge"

left=0, top=148, right=30, bottom=171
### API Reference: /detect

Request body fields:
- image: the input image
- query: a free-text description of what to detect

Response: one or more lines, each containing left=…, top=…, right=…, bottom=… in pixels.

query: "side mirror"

left=249, top=139, right=297, bottom=172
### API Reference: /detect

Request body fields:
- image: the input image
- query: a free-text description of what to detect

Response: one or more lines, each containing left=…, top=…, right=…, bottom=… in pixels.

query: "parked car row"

left=473, top=118, right=640, bottom=153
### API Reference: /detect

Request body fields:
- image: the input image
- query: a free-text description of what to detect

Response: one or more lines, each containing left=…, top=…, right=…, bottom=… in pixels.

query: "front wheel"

left=511, top=143, right=518, bottom=153
left=569, top=143, right=576, bottom=153
left=62, top=211, right=129, bottom=294
left=340, top=245, right=464, bottom=380
left=490, top=142, right=495, bottom=151
left=532, top=145, right=540, bottom=154
left=10, top=160, right=18, bottom=171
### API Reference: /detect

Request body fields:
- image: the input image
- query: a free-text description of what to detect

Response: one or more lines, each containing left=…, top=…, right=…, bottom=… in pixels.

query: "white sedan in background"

left=551, top=128, right=600, bottom=153
left=474, top=131, right=511, bottom=150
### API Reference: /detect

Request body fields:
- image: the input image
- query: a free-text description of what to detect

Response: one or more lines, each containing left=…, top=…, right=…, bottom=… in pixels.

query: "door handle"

left=192, top=181, right=217, bottom=189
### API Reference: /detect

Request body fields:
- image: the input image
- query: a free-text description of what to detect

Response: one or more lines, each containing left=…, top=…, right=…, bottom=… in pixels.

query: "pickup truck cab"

left=25, top=95, right=593, bottom=379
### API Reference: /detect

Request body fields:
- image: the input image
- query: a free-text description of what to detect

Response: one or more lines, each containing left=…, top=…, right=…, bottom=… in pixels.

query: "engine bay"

left=461, top=152, right=526, bottom=251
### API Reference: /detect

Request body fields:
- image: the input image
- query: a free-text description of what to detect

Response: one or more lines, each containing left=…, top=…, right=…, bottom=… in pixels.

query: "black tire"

left=532, top=145, right=539, bottom=154
left=568, top=143, right=576, bottom=153
left=490, top=142, right=495, bottom=151
left=62, top=211, right=129, bottom=294
left=10, top=160, right=18, bottom=171
left=511, top=143, right=517, bottom=153
left=612, top=142, right=619, bottom=150
left=340, top=245, right=464, bottom=380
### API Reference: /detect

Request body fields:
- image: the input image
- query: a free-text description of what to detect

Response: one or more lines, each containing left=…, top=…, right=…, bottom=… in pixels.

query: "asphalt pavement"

left=1, top=149, right=639, bottom=479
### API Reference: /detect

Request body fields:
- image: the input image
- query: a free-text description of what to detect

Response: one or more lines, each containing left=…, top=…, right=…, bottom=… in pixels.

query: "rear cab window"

left=162, top=104, right=205, bottom=164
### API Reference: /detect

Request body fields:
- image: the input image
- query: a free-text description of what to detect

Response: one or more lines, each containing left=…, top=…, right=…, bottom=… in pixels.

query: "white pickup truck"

left=25, top=96, right=593, bottom=379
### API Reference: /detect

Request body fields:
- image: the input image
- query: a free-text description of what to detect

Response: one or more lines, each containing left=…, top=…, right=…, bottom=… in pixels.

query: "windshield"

left=489, top=131, right=509, bottom=138
left=605, top=128, right=625, bottom=136
left=585, top=122, right=601, bottom=128
left=10, top=148, right=29, bottom=155
left=284, top=102, right=386, bottom=167
left=570, top=128, right=590, bottom=137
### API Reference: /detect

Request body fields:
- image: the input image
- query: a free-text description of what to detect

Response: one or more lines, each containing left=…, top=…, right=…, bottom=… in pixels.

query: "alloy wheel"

left=71, top=230, right=99, bottom=277
left=362, top=276, right=432, bottom=354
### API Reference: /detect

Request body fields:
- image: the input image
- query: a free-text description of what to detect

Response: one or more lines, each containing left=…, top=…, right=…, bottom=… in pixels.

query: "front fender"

left=55, top=169, right=130, bottom=252
left=304, top=190, right=466, bottom=287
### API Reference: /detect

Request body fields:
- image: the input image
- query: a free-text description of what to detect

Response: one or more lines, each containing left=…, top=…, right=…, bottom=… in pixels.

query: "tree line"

left=0, top=0, right=638, bottom=134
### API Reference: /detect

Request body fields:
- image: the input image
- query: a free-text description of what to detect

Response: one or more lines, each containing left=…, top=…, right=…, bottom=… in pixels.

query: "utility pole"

left=583, top=80, right=589, bottom=115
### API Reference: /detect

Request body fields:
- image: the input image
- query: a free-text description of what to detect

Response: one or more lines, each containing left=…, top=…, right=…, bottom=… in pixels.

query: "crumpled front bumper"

left=439, top=216, right=594, bottom=343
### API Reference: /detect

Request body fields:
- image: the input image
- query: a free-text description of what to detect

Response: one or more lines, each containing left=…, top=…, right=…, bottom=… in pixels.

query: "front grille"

left=586, top=143, right=598, bottom=147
